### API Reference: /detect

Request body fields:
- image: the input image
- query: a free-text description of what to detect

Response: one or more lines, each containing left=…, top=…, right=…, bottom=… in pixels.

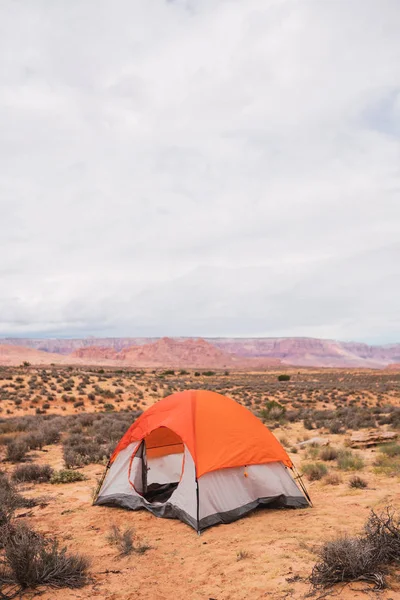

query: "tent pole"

left=92, top=460, right=110, bottom=505
left=291, top=465, right=313, bottom=507
left=196, top=477, right=200, bottom=535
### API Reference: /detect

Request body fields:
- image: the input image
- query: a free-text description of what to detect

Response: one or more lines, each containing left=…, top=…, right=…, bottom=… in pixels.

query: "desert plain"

left=1, top=364, right=400, bottom=600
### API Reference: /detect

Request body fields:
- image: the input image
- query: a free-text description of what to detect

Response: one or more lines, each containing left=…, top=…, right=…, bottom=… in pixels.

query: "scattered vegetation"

left=0, top=365, right=400, bottom=597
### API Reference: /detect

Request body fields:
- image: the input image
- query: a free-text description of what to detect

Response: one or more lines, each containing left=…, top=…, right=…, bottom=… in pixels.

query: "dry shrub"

left=0, top=523, right=89, bottom=590
left=0, top=472, right=36, bottom=528
left=310, top=536, right=384, bottom=589
left=324, top=473, right=342, bottom=486
left=12, top=464, right=53, bottom=484
left=349, top=475, right=368, bottom=489
left=6, top=441, right=28, bottom=463
left=310, top=508, right=400, bottom=590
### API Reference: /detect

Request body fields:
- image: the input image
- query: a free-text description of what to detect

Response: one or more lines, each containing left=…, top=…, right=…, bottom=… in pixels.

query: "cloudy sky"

left=1, top=0, right=399, bottom=343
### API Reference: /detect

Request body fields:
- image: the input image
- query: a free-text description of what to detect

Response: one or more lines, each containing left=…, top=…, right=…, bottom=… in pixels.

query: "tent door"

left=142, top=442, right=182, bottom=504
left=141, top=441, right=148, bottom=496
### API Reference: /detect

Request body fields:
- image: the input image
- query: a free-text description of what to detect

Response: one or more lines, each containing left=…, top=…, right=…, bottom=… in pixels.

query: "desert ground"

left=1, top=365, right=400, bottom=599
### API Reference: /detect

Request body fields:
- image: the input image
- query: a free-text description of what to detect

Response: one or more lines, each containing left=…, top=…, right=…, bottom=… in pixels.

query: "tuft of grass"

left=302, top=462, right=328, bottom=481
left=348, top=475, right=368, bottom=489
left=106, top=525, right=151, bottom=556
left=337, top=450, right=364, bottom=471
left=324, top=473, right=342, bottom=486
left=236, top=549, right=252, bottom=561
left=50, top=470, right=87, bottom=484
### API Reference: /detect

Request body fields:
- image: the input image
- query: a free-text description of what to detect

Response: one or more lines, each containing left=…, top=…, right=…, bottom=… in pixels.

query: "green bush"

left=50, top=470, right=87, bottom=484
left=373, top=454, right=400, bottom=476
left=302, top=462, right=328, bottom=481
left=379, top=443, right=400, bottom=457
left=337, top=450, right=364, bottom=471
left=260, top=400, right=286, bottom=421
left=278, top=374, right=291, bottom=382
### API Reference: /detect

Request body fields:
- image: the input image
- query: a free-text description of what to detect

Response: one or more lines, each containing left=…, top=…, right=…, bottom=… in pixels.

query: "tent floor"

left=144, top=481, right=179, bottom=503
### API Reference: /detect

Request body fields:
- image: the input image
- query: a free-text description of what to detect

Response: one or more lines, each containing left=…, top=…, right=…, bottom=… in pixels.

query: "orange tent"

left=95, top=390, right=310, bottom=531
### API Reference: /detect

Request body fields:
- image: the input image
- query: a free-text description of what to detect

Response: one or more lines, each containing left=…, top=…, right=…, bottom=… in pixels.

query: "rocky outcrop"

left=348, top=431, right=398, bottom=448
left=71, top=346, right=119, bottom=361
left=119, top=337, right=280, bottom=369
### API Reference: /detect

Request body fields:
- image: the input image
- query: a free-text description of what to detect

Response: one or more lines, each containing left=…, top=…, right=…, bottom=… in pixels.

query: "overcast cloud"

left=0, top=0, right=399, bottom=342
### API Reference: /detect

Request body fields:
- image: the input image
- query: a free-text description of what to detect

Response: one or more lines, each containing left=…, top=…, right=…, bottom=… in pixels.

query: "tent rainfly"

left=94, top=389, right=311, bottom=531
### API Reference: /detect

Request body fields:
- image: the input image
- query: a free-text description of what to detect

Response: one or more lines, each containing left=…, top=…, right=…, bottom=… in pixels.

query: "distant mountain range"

left=1, top=336, right=400, bottom=369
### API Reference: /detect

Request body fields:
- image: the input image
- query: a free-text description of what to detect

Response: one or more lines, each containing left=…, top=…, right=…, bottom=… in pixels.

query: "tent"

left=94, top=389, right=310, bottom=531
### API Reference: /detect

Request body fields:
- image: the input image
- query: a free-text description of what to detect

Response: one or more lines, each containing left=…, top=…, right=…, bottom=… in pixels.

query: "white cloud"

left=0, top=0, right=399, bottom=341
